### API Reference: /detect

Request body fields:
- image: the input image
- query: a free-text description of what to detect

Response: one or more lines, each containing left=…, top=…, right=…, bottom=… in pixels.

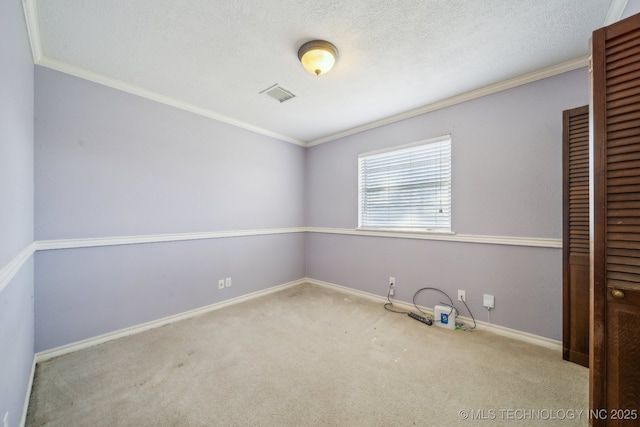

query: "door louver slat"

left=567, top=108, right=590, bottom=256
left=563, top=104, right=590, bottom=368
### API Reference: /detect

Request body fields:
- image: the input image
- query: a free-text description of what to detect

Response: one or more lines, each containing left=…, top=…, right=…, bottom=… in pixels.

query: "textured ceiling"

left=26, top=0, right=617, bottom=145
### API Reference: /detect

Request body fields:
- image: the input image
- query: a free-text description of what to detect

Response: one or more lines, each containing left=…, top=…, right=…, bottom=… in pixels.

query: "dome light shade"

left=298, top=40, right=338, bottom=76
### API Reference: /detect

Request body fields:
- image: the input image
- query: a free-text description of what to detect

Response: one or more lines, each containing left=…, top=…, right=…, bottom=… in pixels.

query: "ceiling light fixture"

left=297, top=40, right=339, bottom=76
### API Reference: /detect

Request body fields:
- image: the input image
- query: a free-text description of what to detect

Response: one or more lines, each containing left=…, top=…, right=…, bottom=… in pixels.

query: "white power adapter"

left=434, top=305, right=457, bottom=330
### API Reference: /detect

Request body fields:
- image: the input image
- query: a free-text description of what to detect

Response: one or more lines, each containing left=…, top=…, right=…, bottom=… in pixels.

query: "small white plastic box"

left=434, top=305, right=457, bottom=330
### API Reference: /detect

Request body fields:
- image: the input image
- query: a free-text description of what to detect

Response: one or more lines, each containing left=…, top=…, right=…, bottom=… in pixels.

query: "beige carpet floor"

left=26, top=283, right=589, bottom=426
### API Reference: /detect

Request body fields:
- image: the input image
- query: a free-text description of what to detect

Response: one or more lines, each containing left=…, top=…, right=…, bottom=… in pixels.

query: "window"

left=358, top=135, right=451, bottom=232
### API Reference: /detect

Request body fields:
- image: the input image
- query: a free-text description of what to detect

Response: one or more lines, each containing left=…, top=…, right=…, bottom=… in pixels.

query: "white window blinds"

left=358, top=136, right=451, bottom=232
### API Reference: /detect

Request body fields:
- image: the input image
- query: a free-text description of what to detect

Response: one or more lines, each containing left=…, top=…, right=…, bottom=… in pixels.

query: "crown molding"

left=35, top=56, right=306, bottom=147
left=30, top=52, right=589, bottom=149
left=22, top=0, right=42, bottom=63
left=22, top=0, right=595, bottom=149
left=21, top=1, right=303, bottom=146
left=604, top=0, right=629, bottom=25
left=306, top=56, right=589, bottom=147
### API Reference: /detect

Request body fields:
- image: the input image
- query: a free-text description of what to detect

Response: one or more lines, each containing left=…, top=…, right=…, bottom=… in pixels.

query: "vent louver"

left=259, top=84, right=296, bottom=103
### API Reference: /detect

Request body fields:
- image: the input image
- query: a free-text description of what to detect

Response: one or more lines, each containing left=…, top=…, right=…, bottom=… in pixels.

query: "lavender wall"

left=0, top=3, right=34, bottom=263
left=35, top=68, right=305, bottom=239
left=6, top=2, right=640, bottom=423
left=34, top=67, right=306, bottom=351
left=0, top=262, right=34, bottom=426
left=306, top=69, right=589, bottom=341
left=0, top=0, right=35, bottom=425
left=35, top=234, right=305, bottom=351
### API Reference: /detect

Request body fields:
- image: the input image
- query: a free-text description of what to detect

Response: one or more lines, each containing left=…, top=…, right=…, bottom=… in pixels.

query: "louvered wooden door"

left=562, top=105, right=590, bottom=368
left=591, top=13, right=640, bottom=426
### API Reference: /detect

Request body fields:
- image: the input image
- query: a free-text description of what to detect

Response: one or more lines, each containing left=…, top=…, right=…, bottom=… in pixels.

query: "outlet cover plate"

left=483, top=294, right=495, bottom=309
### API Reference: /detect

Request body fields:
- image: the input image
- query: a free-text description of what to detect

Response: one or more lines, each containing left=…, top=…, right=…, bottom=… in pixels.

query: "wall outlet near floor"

left=225, top=277, right=232, bottom=288
left=483, top=294, right=495, bottom=309
left=457, top=290, right=466, bottom=302
left=218, top=279, right=225, bottom=290
left=389, top=277, right=395, bottom=296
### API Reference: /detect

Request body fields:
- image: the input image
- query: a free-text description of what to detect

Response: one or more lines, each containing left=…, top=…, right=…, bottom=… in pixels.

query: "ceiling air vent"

left=260, top=84, right=296, bottom=103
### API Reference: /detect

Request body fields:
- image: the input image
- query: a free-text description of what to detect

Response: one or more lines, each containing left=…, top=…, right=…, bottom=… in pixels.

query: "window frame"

left=357, top=134, right=452, bottom=234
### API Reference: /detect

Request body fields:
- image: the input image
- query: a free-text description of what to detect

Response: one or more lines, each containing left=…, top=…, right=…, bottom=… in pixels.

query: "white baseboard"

left=35, top=278, right=306, bottom=363
left=27, top=275, right=561, bottom=423
left=305, top=278, right=562, bottom=352
left=19, top=357, right=36, bottom=427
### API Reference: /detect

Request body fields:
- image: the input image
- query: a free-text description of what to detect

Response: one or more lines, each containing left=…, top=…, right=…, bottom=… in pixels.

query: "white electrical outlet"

left=225, top=277, right=232, bottom=288
left=389, top=277, right=395, bottom=287
left=458, top=290, right=466, bottom=302
left=483, top=294, right=495, bottom=309
left=389, top=277, right=395, bottom=296
left=218, top=279, right=225, bottom=290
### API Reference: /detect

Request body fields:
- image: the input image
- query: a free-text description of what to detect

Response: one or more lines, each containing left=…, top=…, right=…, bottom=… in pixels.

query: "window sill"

left=356, top=228, right=455, bottom=236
